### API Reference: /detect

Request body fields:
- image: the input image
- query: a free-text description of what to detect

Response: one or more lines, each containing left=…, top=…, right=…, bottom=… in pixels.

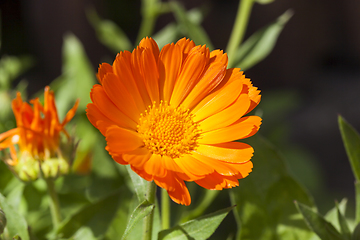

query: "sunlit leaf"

left=232, top=9, right=293, bottom=70
left=126, top=165, right=148, bottom=202
left=325, top=199, right=348, bottom=233
left=295, top=201, right=345, bottom=240
left=255, top=0, right=275, bottom=4
left=231, top=135, right=315, bottom=240
left=159, top=206, right=233, bottom=240
left=169, top=1, right=213, bottom=49
left=121, top=200, right=154, bottom=240
left=0, top=55, right=33, bottom=89
left=0, top=193, right=29, bottom=240
left=336, top=202, right=351, bottom=240
left=86, top=8, right=132, bottom=52
left=338, top=116, right=360, bottom=181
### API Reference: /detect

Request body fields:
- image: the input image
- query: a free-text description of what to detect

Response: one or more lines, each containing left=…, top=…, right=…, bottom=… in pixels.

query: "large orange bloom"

left=86, top=37, right=261, bottom=205
left=0, top=87, right=79, bottom=175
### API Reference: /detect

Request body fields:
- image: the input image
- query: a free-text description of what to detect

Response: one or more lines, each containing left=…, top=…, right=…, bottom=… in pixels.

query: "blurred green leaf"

left=153, top=23, right=178, bottom=49
left=121, top=200, right=154, bottom=240
left=0, top=193, right=29, bottom=240
left=86, top=7, right=132, bottom=52
left=0, top=55, right=33, bottom=89
left=352, top=222, right=360, bottom=240
left=255, top=0, right=275, bottom=4
left=355, top=181, right=360, bottom=225
left=56, top=190, right=120, bottom=238
left=295, top=201, right=345, bottom=240
left=338, top=116, right=360, bottom=181
left=0, top=208, right=6, bottom=235
left=72, top=226, right=97, bottom=240
left=158, top=206, right=233, bottom=240
left=54, top=33, right=95, bottom=119
left=6, top=183, right=25, bottom=211
left=336, top=202, right=351, bottom=240
left=233, top=9, right=293, bottom=70
left=231, top=135, right=315, bottom=240
left=169, top=1, right=213, bottom=49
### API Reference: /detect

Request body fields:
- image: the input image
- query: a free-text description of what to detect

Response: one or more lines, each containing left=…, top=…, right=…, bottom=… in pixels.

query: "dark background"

left=1, top=0, right=360, bottom=212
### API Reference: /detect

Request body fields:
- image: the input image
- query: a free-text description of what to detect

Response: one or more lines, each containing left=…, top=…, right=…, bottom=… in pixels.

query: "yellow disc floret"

left=137, top=101, right=201, bottom=158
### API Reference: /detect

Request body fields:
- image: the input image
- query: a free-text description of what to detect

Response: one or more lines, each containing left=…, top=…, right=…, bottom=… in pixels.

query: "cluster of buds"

left=0, top=86, right=79, bottom=181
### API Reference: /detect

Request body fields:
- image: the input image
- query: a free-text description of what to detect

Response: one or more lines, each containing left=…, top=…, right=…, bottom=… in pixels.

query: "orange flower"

left=0, top=86, right=79, bottom=180
left=86, top=37, right=261, bottom=205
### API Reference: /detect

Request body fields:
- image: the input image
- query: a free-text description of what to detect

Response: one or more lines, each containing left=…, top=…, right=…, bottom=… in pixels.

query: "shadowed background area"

left=1, top=0, right=360, bottom=213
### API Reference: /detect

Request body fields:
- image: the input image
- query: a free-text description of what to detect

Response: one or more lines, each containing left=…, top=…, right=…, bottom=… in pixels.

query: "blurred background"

left=1, top=0, right=360, bottom=214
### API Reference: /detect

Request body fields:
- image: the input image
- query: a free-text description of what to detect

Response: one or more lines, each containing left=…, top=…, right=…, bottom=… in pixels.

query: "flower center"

left=137, top=102, right=201, bottom=159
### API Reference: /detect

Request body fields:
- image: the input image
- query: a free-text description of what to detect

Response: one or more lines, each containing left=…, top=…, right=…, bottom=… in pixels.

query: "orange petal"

left=123, top=147, right=151, bottom=168
left=199, top=93, right=251, bottom=132
left=141, top=48, right=160, bottom=103
left=143, top=154, right=167, bottom=177
left=102, top=73, right=140, bottom=122
left=97, top=63, right=113, bottom=84
left=242, top=78, right=261, bottom=114
left=191, top=151, right=240, bottom=176
left=62, top=99, right=79, bottom=127
left=192, top=70, right=244, bottom=122
left=131, top=165, right=154, bottom=181
left=195, top=172, right=239, bottom=190
left=90, top=84, right=137, bottom=130
left=113, top=51, right=146, bottom=112
left=175, top=38, right=196, bottom=57
left=170, top=49, right=208, bottom=107
left=174, top=155, right=214, bottom=179
left=111, top=154, right=129, bottom=165
left=86, top=104, right=118, bottom=135
left=209, top=49, right=228, bottom=66
left=139, top=37, right=160, bottom=61
left=154, top=172, right=191, bottom=205
left=158, top=43, right=182, bottom=102
left=230, top=161, right=253, bottom=179
left=181, top=61, right=226, bottom=110
left=105, top=125, right=144, bottom=154
left=195, top=142, right=253, bottom=163
left=199, top=116, right=262, bottom=144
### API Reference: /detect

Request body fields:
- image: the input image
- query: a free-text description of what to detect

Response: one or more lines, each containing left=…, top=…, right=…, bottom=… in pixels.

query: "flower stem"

left=143, top=181, right=157, bottom=240
left=136, top=0, right=159, bottom=44
left=161, top=188, right=170, bottom=229
left=45, top=178, right=62, bottom=229
left=226, top=0, right=255, bottom=67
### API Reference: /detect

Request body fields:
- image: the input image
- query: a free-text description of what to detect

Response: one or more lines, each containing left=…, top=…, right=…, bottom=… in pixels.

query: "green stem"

left=143, top=181, right=157, bottom=240
left=45, top=178, right=62, bottom=229
left=356, top=181, right=360, bottom=224
left=136, top=0, right=159, bottom=44
left=229, top=190, right=242, bottom=240
left=226, top=0, right=255, bottom=67
left=161, top=188, right=170, bottom=229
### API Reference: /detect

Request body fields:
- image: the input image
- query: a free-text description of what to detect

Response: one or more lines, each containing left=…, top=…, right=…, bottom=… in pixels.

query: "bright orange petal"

left=86, top=104, right=118, bottom=135
left=131, top=165, right=153, bottom=181
left=154, top=172, right=191, bottom=205
left=62, top=99, right=79, bottom=127
left=199, top=93, right=251, bottom=132
left=195, top=142, right=253, bottom=163
left=192, top=69, right=244, bottom=122
left=122, top=147, right=151, bottom=168
left=90, top=85, right=137, bottom=130
left=143, top=154, right=167, bottom=177
left=141, top=48, right=160, bottom=103
left=102, top=73, right=141, bottom=122
left=105, top=125, right=143, bottom=154
left=175, top=38, right=196, bottom=57
left=97, top=62, right=113, bottom=84
left=199, top=116, right=262, bottom=144
left=174, top=155, right=214, bottom=180
left=158, top=43, right=182, bottom=102
left=139, top=37, right=160, bottom=61
left=195, top=172, right=239, bottom=190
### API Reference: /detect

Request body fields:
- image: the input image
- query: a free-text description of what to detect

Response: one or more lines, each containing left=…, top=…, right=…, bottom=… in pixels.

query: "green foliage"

left=232, top=9, right=293, bottom=70
left=0, top=192, right=29, bottom=240
left=158, top=206, right=234, bottom=240
left=231, top=135, right=315, bottom=240
left=295, top=201, right=345, bottom=240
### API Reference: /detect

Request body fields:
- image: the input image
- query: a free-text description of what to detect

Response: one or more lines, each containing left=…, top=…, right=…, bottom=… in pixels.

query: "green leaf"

left=0, top=193, right=29, bottom=240
left=72, top=226, right=97, bottom=240
left=295, top=201, right=345, bottom=240
left=126, top=165, right=148, bottom=202
left=233, top=9, right=293, bottom=70
left=352, top=223, right=360, bottom=240
left=121, top=200, right=154, bottom=240
left=355, top=181, right=360, bottom=225
left=255, top=0, right=275, bottom=4
left=169, top=1, right=213, bottom=49
left=158, top=206, right=234, bottom=240
left=0, top=55, right=34, bottom=89
left=324, top=199, right=348, bottom=233
left=336, top=202, right=351, bottom=240
left=55, top=190, right=120, bottom=238
left=231, top=135, right=315, bottom=240
left=54, top=33, right=95, bottom=119
left=338, top=116, right=360, bottom=181
left=86, top=8, right=132, bottom=52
